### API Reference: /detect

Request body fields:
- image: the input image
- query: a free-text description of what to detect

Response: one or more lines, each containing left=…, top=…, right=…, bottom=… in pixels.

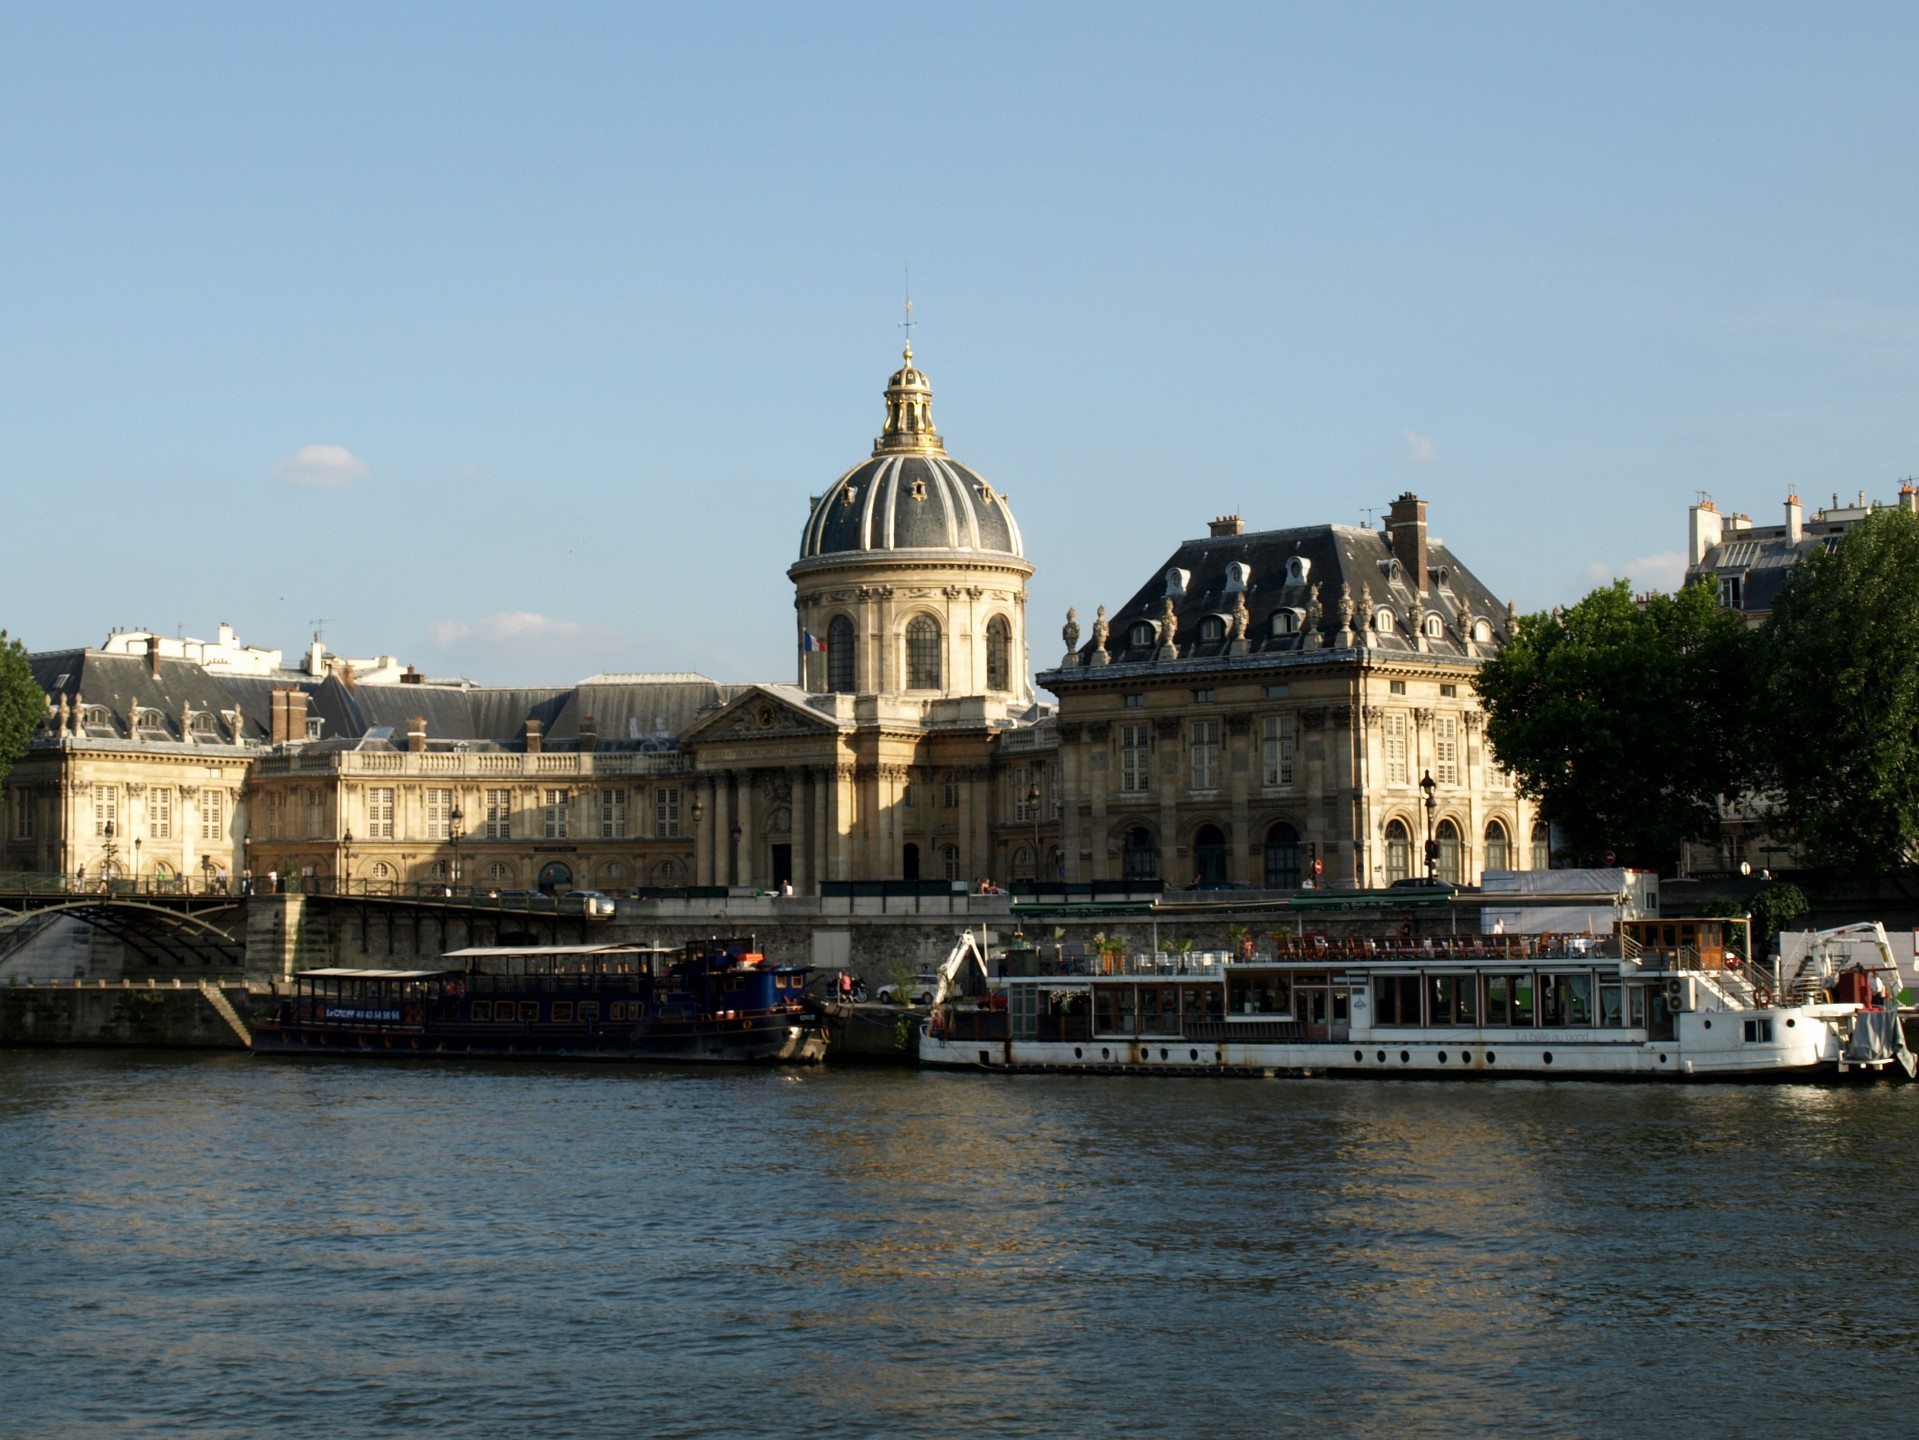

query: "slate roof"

left=1053, top=522, right=1511, bottom=675
left=798, top=453, right=1023, bottom=562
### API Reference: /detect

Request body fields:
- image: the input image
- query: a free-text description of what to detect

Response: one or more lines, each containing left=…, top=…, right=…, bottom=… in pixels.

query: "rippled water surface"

left=2, top=1052, right=1916, bottom=1438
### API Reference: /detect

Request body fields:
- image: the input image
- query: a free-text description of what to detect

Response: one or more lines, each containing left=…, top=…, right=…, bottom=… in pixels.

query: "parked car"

left=563, top=889, right=618, bottom=918
left=876, top=972, right=940, bottom=1006
left=1388, top=878, right=1461, bottom=894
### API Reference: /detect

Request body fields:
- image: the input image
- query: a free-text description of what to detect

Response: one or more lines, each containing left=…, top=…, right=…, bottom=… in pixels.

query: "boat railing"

left=1265, top=934, right=1611, bottom=963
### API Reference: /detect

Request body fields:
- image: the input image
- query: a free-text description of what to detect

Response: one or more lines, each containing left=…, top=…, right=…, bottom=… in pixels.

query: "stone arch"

left=1191, top=822, right=1228, bottom=885
left=1263, top=821, right=1301, bottom=889
left=1384, top=818, right=1413, bottom=883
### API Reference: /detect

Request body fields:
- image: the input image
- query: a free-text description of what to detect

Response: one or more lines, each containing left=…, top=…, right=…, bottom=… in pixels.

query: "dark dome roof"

left=795, top=347, right=1025, bottom=564
left=800, top=453, right=1024, bottom=561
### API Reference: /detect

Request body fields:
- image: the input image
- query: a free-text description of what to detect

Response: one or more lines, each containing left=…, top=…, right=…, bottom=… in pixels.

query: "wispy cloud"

left=1580, top=550, right=1689, bottom=593
left=429, top=612, right=600, bottom=647
left=1402, top=428, right=1438, bottom=463
left=273, top=443, right=368, bottom=487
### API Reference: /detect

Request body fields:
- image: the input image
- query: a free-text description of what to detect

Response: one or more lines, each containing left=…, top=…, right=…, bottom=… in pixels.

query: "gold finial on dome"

left=874, top=336, right=945, bottom=456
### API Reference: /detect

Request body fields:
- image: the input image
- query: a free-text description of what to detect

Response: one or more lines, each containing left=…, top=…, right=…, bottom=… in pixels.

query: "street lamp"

left=101, top=820, right=117, bottom=887
left=132, top=835, right=142, bottom=888
left=1026, top=783, right=1042, bottom=888
left=1419, top=770, right=1438, bottom=884
left=449, top=804, right=463, bottom=894
left=342, top=827, right=353, bottom=896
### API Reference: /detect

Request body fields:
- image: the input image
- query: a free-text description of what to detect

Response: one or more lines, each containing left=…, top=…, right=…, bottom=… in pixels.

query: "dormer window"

left=1198, top=616, right=1226, bottom=643
left=1224, top=562, right=1252, bottom=592
left=82, top=705, right=114, bottom=732
left=1285, top=555, right=1311, bottom=585
left=1129, top=621, right=1157, bottom=648
left=1471, top=619, right=1493, bottom=644
left=191, top=712, right=222, bottom=741
left=135, top=707, right=168, bottom=735
left=1374, top=608, right=1396, bottom=633
left=1271, top=610, right=1298, bottom=636
left=1423, top=614, right=1444, bottom=639
left=1164, top=567, right=1190, bottom=597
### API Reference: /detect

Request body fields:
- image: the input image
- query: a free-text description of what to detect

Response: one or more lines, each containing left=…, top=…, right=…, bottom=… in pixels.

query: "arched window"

left=488, top=861, right=511, bottom=881
left=1198, top=616, right=1226, bottom=643
left=1122, top=826, right=1157, bottom=881
left=905, top=615, right=941, bottom=690
left=1129, top=621, right=1156, bottom=649
left=1374, top=608, right=1396, bottom=633
left=1011, top=845, right=1034, bottom=881
left=653, top=859, right=682, bottom=884
left=1423, top=614, right=1444, bottom=639
left=1531, top=821, right=1552, bottom=871
left=826, top=615, right=856, bottom=694
left=1385, top=819, right=1412, bottom=883
left=1193, top=824, right=1228, bottom=885
left=1436, top=819, right=1462, bottom=885
left=1484, top=821, right=1510, bottom=873
left=1472, top=618, right=1493, bottom=644
left=985, top=615, right=1010, bottom=691
left=1264, top=822, right=1301, bottom=889
left=191, top=712, right=221, bottom=740
left=1270, top=610, right=1297, bottom=636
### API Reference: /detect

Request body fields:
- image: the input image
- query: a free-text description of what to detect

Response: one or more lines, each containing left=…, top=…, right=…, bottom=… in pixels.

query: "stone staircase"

left=197, top=980, right=253, bottom=1046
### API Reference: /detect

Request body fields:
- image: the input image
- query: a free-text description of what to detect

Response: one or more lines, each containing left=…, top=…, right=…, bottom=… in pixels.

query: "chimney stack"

left=406, top=716, right=427, bottom=753
left=523, top=718, right=543, bottom=754
left=1902, top=483, right=1918, bottom=515
left=1387, top=493, right=1429, bottom=594
left=579, top=715, right=599, bottom=753
left=401, top=665, right=422, bottom=684
left=146, top=636, right=162, bottom=677
left=1688, top=498, right=1723, bottom=566
left=1208, top=514, right=1244, bottom=537
left=270, top=689, right=289, bottom=745
left=1785, top=493, right=1803, bottom=545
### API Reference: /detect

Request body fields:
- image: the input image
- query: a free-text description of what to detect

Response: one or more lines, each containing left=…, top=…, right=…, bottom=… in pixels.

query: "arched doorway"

left=1122, top=826, right=1157, bottom=881
left=902, top=842, right=920, bottom=881
left=1192, top=825, right=1228, bottom=885
left=1264, top=823, right=1300, bottom=889
left=537, top=861, right=574, bottom=893
left=1436, top=819, right=1462, bottom=885
left=1384, top=820, right=1412, bottom=883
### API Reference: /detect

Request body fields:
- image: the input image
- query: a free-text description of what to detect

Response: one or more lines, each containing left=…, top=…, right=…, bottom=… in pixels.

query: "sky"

left=3, top=1, right=1915, bottom=686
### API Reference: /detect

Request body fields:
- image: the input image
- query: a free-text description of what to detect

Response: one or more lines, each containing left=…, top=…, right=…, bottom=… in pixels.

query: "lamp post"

left=449, top=804, right=463, bottom=895
left=1419, top=770, right=1438, bottom=884
left=1026, top=782, right=1042, bottom=888
left=342, top=828, right=353, bottom=896
left=201, top=853, right=214, bottom=895
left=132, top=835, right=142, bottom=889
left=100, top=821, right=117, bottom=888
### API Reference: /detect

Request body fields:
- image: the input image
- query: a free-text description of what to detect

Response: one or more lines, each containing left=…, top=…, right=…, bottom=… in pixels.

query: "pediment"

left=682, top=687, right=844, bottom=745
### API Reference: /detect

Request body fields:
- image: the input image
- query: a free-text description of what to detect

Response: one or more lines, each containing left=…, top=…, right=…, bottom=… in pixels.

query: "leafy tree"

left=1761, top=507, right=1919, bottom=871
left=0, top=631, right=39, bottom=789
left=1474, top=581, right=1757, bottom=871
left=1748, top=882, right=1809, bottom=956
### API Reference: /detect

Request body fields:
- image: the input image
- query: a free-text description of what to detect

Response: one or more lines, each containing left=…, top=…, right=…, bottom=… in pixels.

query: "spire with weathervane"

left=874, top=298, right=945, bottom=456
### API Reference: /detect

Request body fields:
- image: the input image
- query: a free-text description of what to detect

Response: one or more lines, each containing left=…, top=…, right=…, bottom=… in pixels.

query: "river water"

left=2, top=1052, right=1914, bottom=1439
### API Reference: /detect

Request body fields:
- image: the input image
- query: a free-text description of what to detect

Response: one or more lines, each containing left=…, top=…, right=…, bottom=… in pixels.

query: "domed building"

left=681, top=347, right=1059, bottom=891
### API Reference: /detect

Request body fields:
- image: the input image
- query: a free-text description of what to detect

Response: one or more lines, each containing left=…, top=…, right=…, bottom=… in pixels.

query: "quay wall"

left=0, top=982, right=255, bottom=1049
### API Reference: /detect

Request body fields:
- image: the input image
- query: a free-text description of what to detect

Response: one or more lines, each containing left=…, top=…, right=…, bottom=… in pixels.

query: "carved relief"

left=1414, top=708, right=1435, bottom=727
left=1362, top=706, right=1384, bottom=725
left=1086, top=721, right=1111, bottom=742
left=1301, top=708, right=1327, bottom=731
left=1153, top=717, right=1182, bottom=739
left=1226, top=713, right=1253, bottom=736
left=1058, top=721, right=1084, bottom=743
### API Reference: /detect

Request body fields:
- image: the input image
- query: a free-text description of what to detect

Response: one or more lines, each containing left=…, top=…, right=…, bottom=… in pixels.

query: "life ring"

left=1752, top=984, right=1773, bottom=1009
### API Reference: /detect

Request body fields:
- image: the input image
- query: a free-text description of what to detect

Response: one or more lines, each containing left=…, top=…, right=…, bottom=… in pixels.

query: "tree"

left=0, top=631, right=38, bottom=789
left=1474, top=581, right=1757, bottom=870
left=1761, top=507, right=1919, bottom=872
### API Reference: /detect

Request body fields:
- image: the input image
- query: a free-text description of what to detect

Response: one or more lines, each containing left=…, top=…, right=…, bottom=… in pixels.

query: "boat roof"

left=296, top=968, right=452, bottom=979
left=442, top=944, right=661, bottom=959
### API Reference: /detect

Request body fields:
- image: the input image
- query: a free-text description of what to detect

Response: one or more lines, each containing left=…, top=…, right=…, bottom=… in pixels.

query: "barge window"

left=1374, top=975, right=1421, bottom=1026
left=552, top=1002, right=574, bottom=1022
left=576, top=1003, right=598, bottom=1022
left=1429, top=975, right=1476, bottom=1026
left=1599, top=985, right=1623, bottom=1028
left=518, top=1001, right=540, bottom=1022
left=1539, top=975, right=1593, bottom=1027
left=1230, top=972, right=1291, bottom=1015
left=610, top=1003, right=625, bottom=1021
left=1628, top=986, right=1648, bottom=1029
left=471, top=1001, right=492, bottom=1022
left=1743, top=1019, right=1772, bottom=1043
left=1485, top=974, right=1535, bottom=1026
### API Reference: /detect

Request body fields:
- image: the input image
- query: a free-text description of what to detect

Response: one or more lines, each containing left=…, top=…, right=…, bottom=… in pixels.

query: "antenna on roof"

left=1360, top=507, right=1376, bottom=528
left=308, top=618, right=332, bottom=642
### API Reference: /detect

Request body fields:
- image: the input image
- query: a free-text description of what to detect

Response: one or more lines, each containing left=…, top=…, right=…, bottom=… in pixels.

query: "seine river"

left=2, top=1052, right=1915, bottom=1439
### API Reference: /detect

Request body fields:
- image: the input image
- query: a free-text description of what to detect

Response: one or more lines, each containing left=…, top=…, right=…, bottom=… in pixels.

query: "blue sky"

left=3, top=2, right=1914, bottom=685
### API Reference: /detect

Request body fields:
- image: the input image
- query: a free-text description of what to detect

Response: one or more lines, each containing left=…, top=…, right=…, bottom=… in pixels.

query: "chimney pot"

left=406, top=716, right=427, bottom=753
left=524, top=718, right=543, bottom=755
left=1208, top=514, right=1244, bottom=537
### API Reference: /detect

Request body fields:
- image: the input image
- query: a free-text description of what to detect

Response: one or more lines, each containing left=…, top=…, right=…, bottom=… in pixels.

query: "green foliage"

left=1475, top=580, right=1758, bottom=870
left=1761, top=508, right=1919, bottom=871
left=0, top=632, right=38, bottom=789
left=1748, top=882, right=1809, bottom=952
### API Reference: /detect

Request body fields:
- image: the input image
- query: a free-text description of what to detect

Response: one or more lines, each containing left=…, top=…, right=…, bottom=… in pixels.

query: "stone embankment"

left=0, top=978, right=260, bottom=1049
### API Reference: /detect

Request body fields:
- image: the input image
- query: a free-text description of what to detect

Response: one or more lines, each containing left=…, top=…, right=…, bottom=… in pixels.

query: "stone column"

left=831, top=764, right=853, bottom=877
left=1227, top=713, right=1253, bottom=884
left=735, top=770, right=756, bottom=888
left=811, top=765, right=831, bottom=887
left=711, top=775, right=731, bottom=886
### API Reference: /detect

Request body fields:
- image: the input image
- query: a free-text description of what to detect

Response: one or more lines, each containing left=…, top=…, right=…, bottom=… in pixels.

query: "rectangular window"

left=941, top=774, right=959, bottom=808
left=200, top=788, right=225, bottom=842
left=1384, top=714, right=1408, bottom=785
left=305, top=789, right=323, bottom=839
left=264, top=791, right=282, bottom=840
left=1262, top=714, right=1295, bottom=787
left=543, top=789, right=569, bottom=839
left=1190, top=719, right=1221, bottom=791
left=1720, top=574, right=1743, bottom=609
left=1264, top=684, right=1290, bottom=699
left=1013, top=768, right=1038, bottom=822
left=656, top=787, right=681, bottom=838
left=1435, top=716, right=1459, bottom=786
left=366, top=787, right=394, bottom=839
left=485, top=788, right=512, bottom=839
left=1440, top=683, right=1458, bottom=698
left=149, top=787, right=173, bottom=840
left=1389, top=680, right=1407, bottom=696
left=424, top=788, right=453, bottom=840
left=1047, top=762, right=1061, bottom=819
left=470, top=1000, right=493, bottom=1022
left=518, top=1001, right=539, bottom=1022
left=1124, top=693, right=1145, bottom=708
left=1193, top=689, right=1215, bottom=704
left=94, top=785, right=119, bottom=837
left=14, top=792, right=31, bottom=840
left=552, top=1001, right=575, bottom=1023
left=1119, top=724, right=1151, bottom=793
left=600, top=787, right=627, bottom=839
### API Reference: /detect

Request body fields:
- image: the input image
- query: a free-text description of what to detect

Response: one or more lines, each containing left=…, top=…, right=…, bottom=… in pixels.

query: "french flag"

left=801, top=630, right=827, bottom=654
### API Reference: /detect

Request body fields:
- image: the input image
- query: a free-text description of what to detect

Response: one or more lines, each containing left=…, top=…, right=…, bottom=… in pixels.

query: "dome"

left=796, top=348, right=1025, bottom=564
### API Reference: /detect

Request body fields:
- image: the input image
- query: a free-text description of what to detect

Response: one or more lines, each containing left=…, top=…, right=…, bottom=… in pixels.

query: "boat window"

left=725, top=977, right=744, bottom=992
left=1743, top=1018, right=1772, bottom=1043
left=1538, top=974, right=1593, bottom=1027
left=1373, top=974, right=1421, bottom=1026
left=1485, top=974, right=1535, bottom=1026
left=1228, top=972, right=1290, bottom=1015
left=518, top=1001, right=540, bottom=1022
left=1628, top=986, right=1648, bottom=1029
left=1429, top=974, right=1477, bottom=1026
left=471, top=1001, right=492, bottom=1022
left=610, top=1002, right=626, bottom=1021
left=1598, top=986, right=1623, bottom=1028
left=578, top=1003, right=599, bottom=1022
